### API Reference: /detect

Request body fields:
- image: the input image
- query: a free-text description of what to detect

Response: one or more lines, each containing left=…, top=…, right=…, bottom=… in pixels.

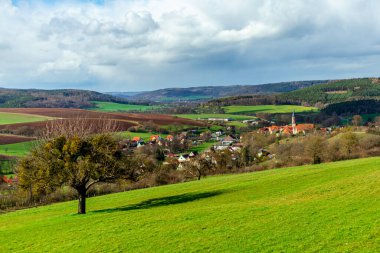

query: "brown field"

left=0, top=154, right=14, bottom=160
left=0, top=108, right=204, bottom=127
left=0, top=119, right=137, bottom=134
left=0, top=134, right=36, bottom=145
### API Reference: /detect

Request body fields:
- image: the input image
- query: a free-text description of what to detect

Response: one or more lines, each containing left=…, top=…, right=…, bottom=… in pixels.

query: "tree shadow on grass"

left=92, top=190, right=226, bottom=214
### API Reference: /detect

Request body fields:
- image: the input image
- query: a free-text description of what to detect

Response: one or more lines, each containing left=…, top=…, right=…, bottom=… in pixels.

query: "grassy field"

left=176, top=113, right=257, bottom=121
left=189, top=141, right=216, bottom=153
left=119, top=131, right=168, bottom=141
left=0, top=157, right=379, bottom=252
left=0, top=112, right=50, bottom=125
left=223, top=105, right=318, bottom=115
left=91, top=101, right=157, bottom=112
left=0, top=141, right=36, bottom=157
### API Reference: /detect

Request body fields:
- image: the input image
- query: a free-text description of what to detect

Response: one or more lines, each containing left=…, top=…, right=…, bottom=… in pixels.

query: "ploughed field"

left=0, top=157, right=378, bottom=252
left=0, top=108, right=204, bottom=156
left=0, top=108, right=204, bottom=128
left=0, top=134, right=35, bottom=145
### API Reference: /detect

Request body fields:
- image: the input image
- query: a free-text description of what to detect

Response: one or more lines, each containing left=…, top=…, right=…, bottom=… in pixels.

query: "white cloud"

left=0, top=0, right=380, bottom=91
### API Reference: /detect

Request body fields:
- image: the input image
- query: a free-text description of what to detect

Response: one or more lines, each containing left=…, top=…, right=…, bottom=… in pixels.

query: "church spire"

left=292, top=110, right=297, bottom=135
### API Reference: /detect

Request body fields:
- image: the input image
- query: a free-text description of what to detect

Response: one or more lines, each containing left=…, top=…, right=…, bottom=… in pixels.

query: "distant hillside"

left=105, top=92, right=144, bottom=99
left=0, top=88, right=127, bottom=108
left=129, top=80, right=328, bottom=102
left=278, top=78, right=380, bottom=105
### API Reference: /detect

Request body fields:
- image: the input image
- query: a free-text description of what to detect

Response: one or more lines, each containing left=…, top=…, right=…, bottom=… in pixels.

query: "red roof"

left=296, top=124, right=315, bottom=131
left=150, top=135, right=160, bottom=141
left=0, top=176, right=13, bottom=184
left=132, top=136, right=142, bottom=141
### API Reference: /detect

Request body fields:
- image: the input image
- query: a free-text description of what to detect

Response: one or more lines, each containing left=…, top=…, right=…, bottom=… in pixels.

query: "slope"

left=0, top=88, right=127, bottom=108
left=278, top=78, right=380, bottom=105
left=0, top=157, right=379, bottom=252
left=130, top=80, right=328, bottom=101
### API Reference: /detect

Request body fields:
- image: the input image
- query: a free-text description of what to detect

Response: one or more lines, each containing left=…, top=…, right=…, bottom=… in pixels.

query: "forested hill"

left=128, top=80, right=328, bottom=102
left=206, top=78, right=380, bottom=107
left=278, top=78, right=380, bottom=105
left=0, top=88, right=127, bottom=108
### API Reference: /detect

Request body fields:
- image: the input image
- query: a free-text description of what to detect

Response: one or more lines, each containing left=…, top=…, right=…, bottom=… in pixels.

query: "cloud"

left=0, top=0, right=380, bottom=91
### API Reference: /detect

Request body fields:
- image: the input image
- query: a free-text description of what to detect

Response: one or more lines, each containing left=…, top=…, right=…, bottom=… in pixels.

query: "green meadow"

left=189, top=141, right=216, bottom=153
left=223, top=105, right=318, bottom=115
left=176, top=113, right=256, bottom=121
left=119, top=131, right=168, bottom=142
left=91, top=101, right=157, bottom=112
left=0, top=141, right=36, bottom=157
left=0, top=112, right=50, bottom=125
left=0, top=157, right=379, bottom=252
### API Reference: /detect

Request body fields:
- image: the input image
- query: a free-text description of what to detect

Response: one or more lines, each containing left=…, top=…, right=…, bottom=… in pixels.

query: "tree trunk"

left=77, top=188, right=86, bottom=214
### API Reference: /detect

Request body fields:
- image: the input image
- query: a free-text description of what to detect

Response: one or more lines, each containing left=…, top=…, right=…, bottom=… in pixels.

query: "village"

left=117, top=112, right=332, bottom=171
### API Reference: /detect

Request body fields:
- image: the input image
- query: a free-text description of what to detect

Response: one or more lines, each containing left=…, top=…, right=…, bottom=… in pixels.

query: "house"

left=132, top=136, right=142, bottom=142
left=150, top=135, right=162, bottom=142
left=215, top=130, right=224, bottom=136
left=178, top=154, right=190, bottom=162
left=295, top=124, right=315, bottom=134
left=221, top=135, right=238, bottom=146
left=166, top=135, right=174, bottom=142
left=243, top=119, right=259, bottom=125
left=214, top=145, right=229, bottom=151
left=208, top=118, right=232, bottom=122
left=257, top=149, right=270, bottom=158
left=0, top=175, right=13, bottom=185
left=189, top=151, right=198, bottom=158
left=259, top=112, right=315, bottom=136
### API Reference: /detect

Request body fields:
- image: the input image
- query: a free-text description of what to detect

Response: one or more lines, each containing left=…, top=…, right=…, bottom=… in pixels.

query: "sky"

left=1, top=0, right=380, bottom=92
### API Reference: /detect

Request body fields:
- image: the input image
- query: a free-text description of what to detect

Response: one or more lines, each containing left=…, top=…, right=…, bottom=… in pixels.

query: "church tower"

left=292, top=111, right=297, bottom=135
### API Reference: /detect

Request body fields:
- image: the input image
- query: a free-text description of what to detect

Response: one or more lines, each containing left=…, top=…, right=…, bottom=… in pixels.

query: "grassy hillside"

left=279, top=78, right=380, bottom=105
left=223, top=105, right=317, bottom=115
left=0, top=112, right=51, bottom=125
left=91, top=101, right=157, bottom=112
left=0, top=157, right=379, bottom=252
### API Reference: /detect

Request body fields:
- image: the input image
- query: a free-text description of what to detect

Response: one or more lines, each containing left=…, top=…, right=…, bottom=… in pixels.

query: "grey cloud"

left=1, top=0, right=380, bottom=91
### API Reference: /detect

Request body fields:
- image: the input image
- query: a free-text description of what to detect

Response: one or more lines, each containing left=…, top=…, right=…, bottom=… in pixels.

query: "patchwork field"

left=0, top=112, right=50, bottom=125
left=176, top=113, right=257, bottom=121
left=223, top=105, right=318, bottom=115
left=91, top=101, right=157, bottom=112
left=0, top=108, right=204, bottom=128
left=0, top=157, right=378, bottom=252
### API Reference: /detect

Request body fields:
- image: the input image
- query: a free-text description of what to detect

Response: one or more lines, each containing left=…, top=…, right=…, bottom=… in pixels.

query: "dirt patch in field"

left=0, top=108, right=205, bottom=127
left=0, top=134, right=36, bottom=145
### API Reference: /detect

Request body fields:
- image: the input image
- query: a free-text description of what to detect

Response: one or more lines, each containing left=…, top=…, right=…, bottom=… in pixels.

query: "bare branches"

left=42, top=117, right=120, bottom=139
